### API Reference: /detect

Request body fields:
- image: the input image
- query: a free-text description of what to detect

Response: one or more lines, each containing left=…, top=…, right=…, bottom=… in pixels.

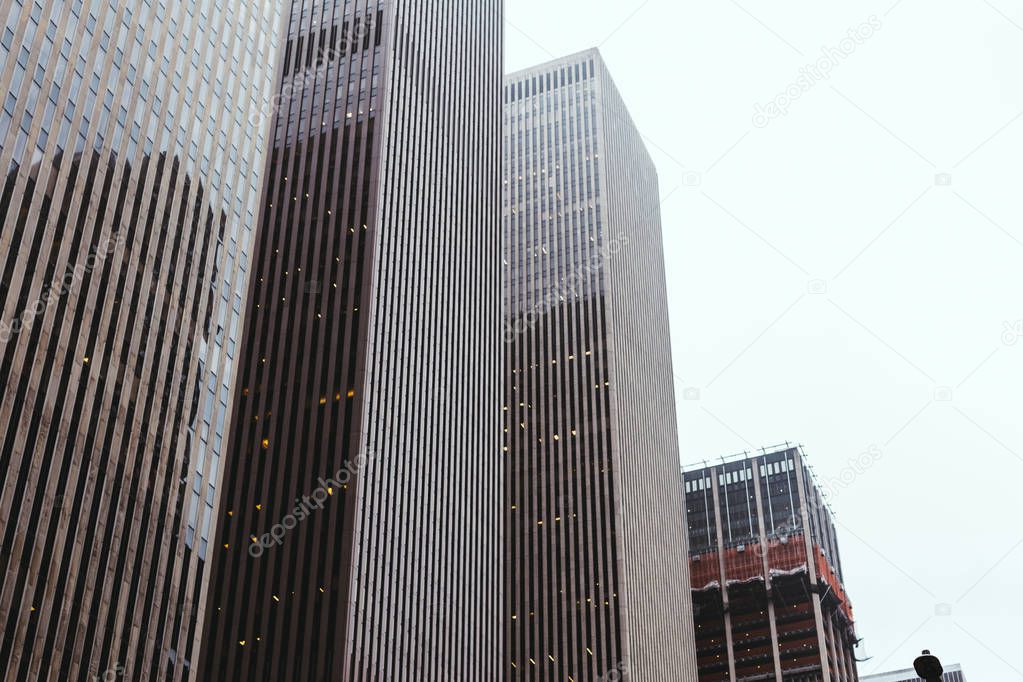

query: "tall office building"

left=684, top=444, right=858, bottom=682
left=503, top=49, right=698, bottom=680
left=0, top=1, right=281, bottom=679
left=861, top=663, right=966, bottom=682
left=198, top=2, right=502, bottom=680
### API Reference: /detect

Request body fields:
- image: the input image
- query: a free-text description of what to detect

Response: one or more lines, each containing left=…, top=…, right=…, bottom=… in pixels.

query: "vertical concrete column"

left=750, top=457, right=783, bottom=682
left=793, top=455, right=832, bottom=682
left=710, top=466, right=737, bottom=682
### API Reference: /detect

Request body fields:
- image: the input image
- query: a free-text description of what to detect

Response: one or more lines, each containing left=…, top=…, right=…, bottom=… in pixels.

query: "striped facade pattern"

left=684, top=446, right=858, bottom=682
left=0, top=0, right=281, bottom=680
left=503, top=49, right=698, bottom=681
left=199, top=1, right=502, bottom=680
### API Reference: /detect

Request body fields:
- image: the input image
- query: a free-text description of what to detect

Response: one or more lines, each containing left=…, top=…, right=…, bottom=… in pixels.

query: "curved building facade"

left=0, top=1, right=282, bottom=679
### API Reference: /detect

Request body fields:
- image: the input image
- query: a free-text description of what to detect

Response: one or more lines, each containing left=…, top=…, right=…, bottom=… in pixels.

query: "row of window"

left=505, top=57, right=596, bottom=102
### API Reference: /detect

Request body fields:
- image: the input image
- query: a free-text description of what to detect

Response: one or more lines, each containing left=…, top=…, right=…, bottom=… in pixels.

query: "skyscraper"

left=503, top=49, right=698, bottom=680
left=0, top=1, right=281, bottom=679
left=861, top=663, right=966, bottom=682
left=198, top=2, right=502, bottom=680
left=684, top=444, right=858, bottom=682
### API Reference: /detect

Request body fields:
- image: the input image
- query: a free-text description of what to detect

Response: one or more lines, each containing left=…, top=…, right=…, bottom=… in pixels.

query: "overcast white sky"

left=505, top=0, right=1023, bottom=678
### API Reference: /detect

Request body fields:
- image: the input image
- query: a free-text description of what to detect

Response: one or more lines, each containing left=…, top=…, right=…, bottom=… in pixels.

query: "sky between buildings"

left=505, top=1, right=1023, bottom=679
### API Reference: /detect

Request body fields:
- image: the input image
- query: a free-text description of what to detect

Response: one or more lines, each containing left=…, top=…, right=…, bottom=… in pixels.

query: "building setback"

left=198, top=1, right=502, bottom=680
left=861, top=663, right=966, bottom=682
left=503, top=49, right=698, bottom=680
left=684, top=445, right=858, bottom=682
left=0, top=0, right=281, bottom=679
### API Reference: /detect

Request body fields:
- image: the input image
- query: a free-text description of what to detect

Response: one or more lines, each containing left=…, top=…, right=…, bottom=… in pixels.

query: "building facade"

left=503, top=49, right=698, bottom=680
left=684, top=444, right=858, bottom=682
left=860, top=663, right=965, bottom=682
left=197, top=1, right=502, bottom=680
left=0, top=0, right=282, bottom=679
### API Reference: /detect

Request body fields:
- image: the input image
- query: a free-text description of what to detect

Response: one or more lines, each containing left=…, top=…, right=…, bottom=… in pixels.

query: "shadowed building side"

left=198, top=1, right=502, bottom=680
left=0, top=1, right=282, bottom=679
left=503, top=48, right=698, bottom=681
